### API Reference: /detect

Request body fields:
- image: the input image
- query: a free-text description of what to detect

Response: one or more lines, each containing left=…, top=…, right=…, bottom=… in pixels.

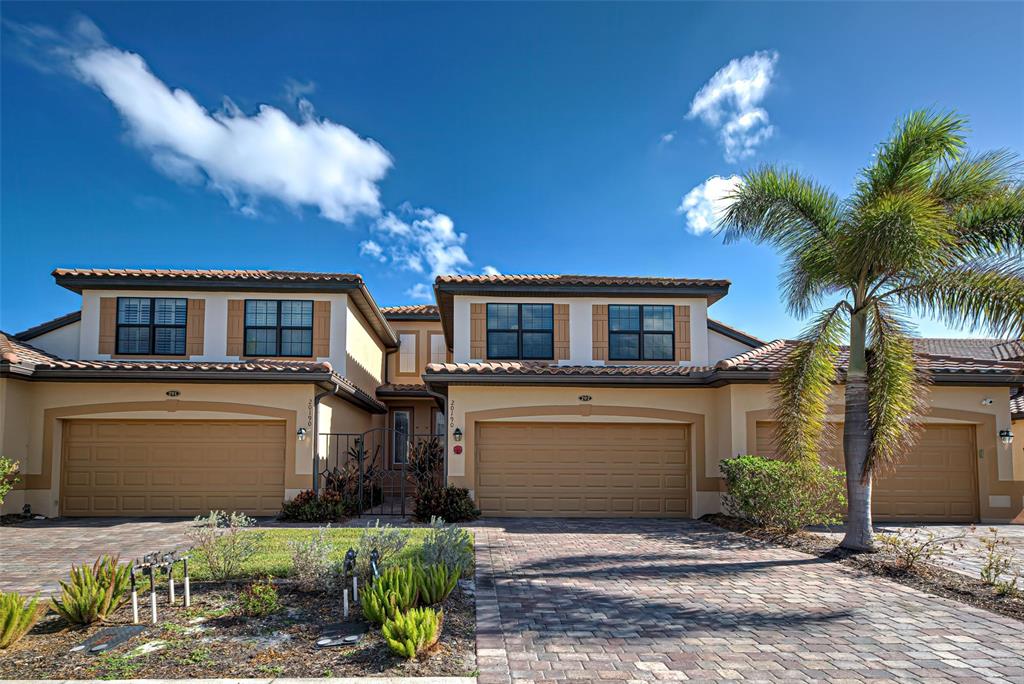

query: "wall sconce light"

left=297, top=427, right=308, bottom=441
left=999, top=429, right=1014, bottom=446
left=452, top=428, right=463, bottom=442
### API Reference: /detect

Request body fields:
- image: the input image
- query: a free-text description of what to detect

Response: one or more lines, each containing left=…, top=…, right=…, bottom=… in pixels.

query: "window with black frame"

left=244, top=300, right=314, bottom=356
left=116, top=297, right=187, bottom=355
left=608, top=304, right=674, bottom=361
left=486, top=303, right=553, bottom=359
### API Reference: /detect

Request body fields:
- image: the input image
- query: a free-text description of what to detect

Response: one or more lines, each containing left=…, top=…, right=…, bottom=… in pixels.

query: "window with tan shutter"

left=429, top=334, right=447, bottom=364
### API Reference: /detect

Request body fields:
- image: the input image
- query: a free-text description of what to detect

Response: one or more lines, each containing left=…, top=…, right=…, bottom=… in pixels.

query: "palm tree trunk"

left=841, top=308, right=874, bottom=551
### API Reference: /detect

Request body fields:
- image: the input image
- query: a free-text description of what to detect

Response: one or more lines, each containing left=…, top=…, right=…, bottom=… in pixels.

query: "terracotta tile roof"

left=52, top=268, right=363, bottom=284
left=716, top=340, right=1023, bottom=375
left=380, top=304, right=440, bottom=319
left=1012, top=391, right=1024, bottom=420
left=435, top=274, right=730, bottom=288
left=426, top=361, right=711, bottom=378
left=14, top=310, right=82, bottom=340
left=376, top=383, right=433, bottom=397
left=0, top=333, right=62, bottom=365
left=993, top=340, right=1024, bottom=362
left=911, top=338, right=1007, bottom=360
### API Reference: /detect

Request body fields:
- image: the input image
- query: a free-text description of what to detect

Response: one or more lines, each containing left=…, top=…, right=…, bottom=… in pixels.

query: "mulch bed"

left=1, top=580, right=476, bottom=679
left=704, top=514, right=1024, bottom=623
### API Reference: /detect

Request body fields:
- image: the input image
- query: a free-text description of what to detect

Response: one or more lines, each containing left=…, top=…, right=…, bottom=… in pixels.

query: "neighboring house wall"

left=77, top=289, right=350, bottom=370
left=443, top=382, right=1022, bottom=521
left=19, top=321, right=81, bottom=359
left=0, top=379, right=326, bottom=517
left=386, top=319, right=447, bottom=385
left=451, top=295, right=711, bottom=366
left=344, top=299, right=385, bottom=397
left=707, top=328, right=756, bottom=363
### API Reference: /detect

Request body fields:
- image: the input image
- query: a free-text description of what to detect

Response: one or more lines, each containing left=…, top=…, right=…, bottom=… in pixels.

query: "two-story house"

left=2, top=269, right=1022, bottom=523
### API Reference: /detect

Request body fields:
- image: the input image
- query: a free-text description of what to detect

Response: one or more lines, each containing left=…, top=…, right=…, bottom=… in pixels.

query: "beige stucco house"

left=2, top=269, right=1022, bottom=523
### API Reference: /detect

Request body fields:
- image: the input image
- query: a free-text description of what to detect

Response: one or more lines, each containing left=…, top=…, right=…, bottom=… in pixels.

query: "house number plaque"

left=578, top=395, right=592, bottom=402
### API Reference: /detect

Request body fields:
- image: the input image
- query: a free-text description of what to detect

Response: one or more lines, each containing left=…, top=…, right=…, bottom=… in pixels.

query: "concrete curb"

left=0, top=675, right=473, bottom=679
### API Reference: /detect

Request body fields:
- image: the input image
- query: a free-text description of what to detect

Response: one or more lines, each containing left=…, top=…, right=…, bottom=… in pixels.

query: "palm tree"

left=720, top=110, right=1024, bottom=550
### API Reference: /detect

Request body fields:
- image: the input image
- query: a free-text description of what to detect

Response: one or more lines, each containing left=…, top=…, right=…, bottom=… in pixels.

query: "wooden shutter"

left=553, top=304, right=570, bottom=361
left=186, top=299, right=205, bottom=356
left=675, top=305, right=691, bottom=361
left=98, top=297, right=116, bottom=354
left=313, top=300, right=331, bottom=358
left=592, top=304, right=608, bottom=361
left=470, top=303, right=486, bottom=359
left=226, top=300, right=244, bottom=356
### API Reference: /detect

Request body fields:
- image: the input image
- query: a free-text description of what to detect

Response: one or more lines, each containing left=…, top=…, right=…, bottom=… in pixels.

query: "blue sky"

left=2, top=2, right=1022, bottom=341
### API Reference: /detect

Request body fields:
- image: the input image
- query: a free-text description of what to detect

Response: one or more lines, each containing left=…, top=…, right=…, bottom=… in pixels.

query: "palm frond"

left=889, top=256, right=1024, bottom=337
left=950, top=185, right=1024, bottom=258
left=856, top=109, right=967, bottom=203
left=772, top=302, right=849, bottom=462
left=931, top=149, right=1021, bottom=207
left=864, top=302, right=928, bottom=478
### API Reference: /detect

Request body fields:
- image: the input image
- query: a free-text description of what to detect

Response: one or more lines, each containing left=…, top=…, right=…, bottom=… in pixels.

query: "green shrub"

left=980, top=527, right=1021, bottom=595
left=280, top=490, right=353, bottom=522
left=420, top=517, right=473, bottom=574
left=360, top=584, right=400, bottom=625
left=419, top=563, right=459, bottom=606
left=186, top=511, right=264, bottom=580
left=289, top=526, right=338, bottom=592
left=875, top=528, right=966, bottom=571
left=360, top=563, right=421, bottom=625
left=720, top=455, right=846, bottom=534
left=356, top=520, right=408, bottom=580
left=381, top=606, right=441, bottom=660
left=51, top=556, right=132, bottom=625
left=236, top=577, right=281, bottom=617
left=1, top=590, right=45, bottom=649
left=0, top=457, right=19, bottom=507
left=413, top=485, right=480, bottom=523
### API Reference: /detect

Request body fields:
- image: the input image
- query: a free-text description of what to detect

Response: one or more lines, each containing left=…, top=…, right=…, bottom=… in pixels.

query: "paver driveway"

left=0, top=518, right=193, bottom=595
left=473, top=519, right=1024, bottom=683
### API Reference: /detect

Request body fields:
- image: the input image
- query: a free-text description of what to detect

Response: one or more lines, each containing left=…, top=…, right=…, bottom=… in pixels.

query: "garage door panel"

left=477, top=422, right=691, bottom=518
left=62, top=419, right=285, bottom=517
left=755, top=421, right=977, bottom=522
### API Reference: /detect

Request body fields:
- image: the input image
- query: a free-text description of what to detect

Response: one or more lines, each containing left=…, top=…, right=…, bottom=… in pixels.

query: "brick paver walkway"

left=474, top=519, right=1024, bottom=683
left=0, top=518, right=194, bottom=595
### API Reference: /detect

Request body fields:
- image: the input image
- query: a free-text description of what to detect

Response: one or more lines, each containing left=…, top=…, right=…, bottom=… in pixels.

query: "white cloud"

left=283, top=78, right=316, bottom=103
left=359, top=239, right=386, bottom=262
left=660, top=131, right=676, bottom=144
left=482, top=265, right=501, bottom=276
left=371, top=206, right=471, bottom=278
left=687, top=50, right=778, bottom=163
left=677, top=175, right=742, bottom=235
left=13, top=17, right=392, bottom=223
left=405, top=283, right=433, bottom=302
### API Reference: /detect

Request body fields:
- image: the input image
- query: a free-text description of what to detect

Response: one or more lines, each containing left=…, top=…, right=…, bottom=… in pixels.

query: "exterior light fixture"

left=297, top=427, right=308, bottom=441
left=453, top=428, right=463, bottom=442
left=999, top=429, right=1014, bottom=446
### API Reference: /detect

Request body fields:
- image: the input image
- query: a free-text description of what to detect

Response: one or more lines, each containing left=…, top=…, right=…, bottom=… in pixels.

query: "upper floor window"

left=429, top=333, right=447, bottom=364
left=117, top=297, right=187, bottom=355
left=487, top=303, right=553, bottom=360
left=399, top=333, right=417, bottom=373
left=245, top=300, right=313, bottom=357
left=609, top=304, right=674, bottom=361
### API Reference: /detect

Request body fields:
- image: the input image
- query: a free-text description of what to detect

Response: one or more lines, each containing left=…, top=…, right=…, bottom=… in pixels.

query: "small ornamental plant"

left=418, top=563, right=459, bottom=606
left=236, top=577, right=281, bottom=617
left=381, top=606, right=442, bottom=660
left=51, top=556, right=132, bottom=625
left=1, top=591, right=46, bottom=649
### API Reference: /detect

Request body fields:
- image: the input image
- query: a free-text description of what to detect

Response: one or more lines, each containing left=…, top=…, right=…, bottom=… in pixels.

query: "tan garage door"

left=61, top=419, right=286, bottom=517
left=476, top=422, right=690, bottom=517
left=755, top=422, right=978, bottom=522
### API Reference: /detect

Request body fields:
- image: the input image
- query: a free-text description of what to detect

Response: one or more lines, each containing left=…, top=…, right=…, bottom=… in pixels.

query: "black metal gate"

left=316, top=428, right=446, bottom=517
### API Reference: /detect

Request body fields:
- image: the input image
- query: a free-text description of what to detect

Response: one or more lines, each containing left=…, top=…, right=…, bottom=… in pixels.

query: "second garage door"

left=755, top=422, right=978, bottom=522
left=476, top=422, right=690, bottom=517
left=61, top=419, right=286, bottom=517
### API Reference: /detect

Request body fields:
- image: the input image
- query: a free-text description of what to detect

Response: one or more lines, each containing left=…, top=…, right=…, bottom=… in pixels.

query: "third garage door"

left=755, top=422, right=978, bottom=522
left=476, top=422, right=690, bottom=517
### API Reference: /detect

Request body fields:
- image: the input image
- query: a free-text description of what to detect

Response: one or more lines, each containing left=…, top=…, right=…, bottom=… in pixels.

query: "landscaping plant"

left=720, top=455, right=846, bottom=534
left=355, top=519, right=408, bottom=580
left=874, top=527, right=966, bottom=571
left=236, top=577, right=281, bottom=617
left=51, top=556, right=132, bottom=625
left=360, top=582, right=401, bottom=625
left=360, top=562, right=421, bottom=625
left=720, top=110, right=1024, bottom=550
left=413, top=485, right=480, bottom=523
left=187, top=510, right=264, bottom=580
left=979, top=527, right=1021, bottom=595
left=0, top=457, right=18, bottom=507
left=420, top=517, right=473, bottom=574
left=280, top=489, right=352, bottom=522
left=381, top=606, right=442, bottom=660
left=289, top=526, right=338, bottom=592
left=418, top=563, right=459, bottom=606
left=0, top=590, right=45, bottom=649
